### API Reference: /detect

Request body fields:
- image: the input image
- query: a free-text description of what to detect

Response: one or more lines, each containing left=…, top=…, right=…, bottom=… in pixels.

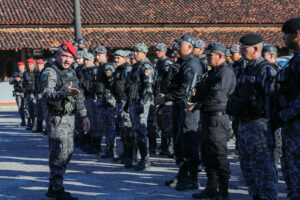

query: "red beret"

left=37, top=59, right=44, bottom=64
left=26, top=59, right=35, bottom=64
left=60, top=41, right=76, bottom=58
left=17, top=62, right=25, bottom=66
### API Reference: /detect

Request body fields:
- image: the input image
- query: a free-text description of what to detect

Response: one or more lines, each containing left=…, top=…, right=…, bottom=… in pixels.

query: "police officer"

left=191, top=43, right=236, bottom=200
left=227, top=33, right=278, bottom=200
left=225, top=49, right=234, bottom=65
left=76, top=38, right=88, bottom=55
left=157, top=34, right=202, bottom=191
left=80, top=53, right=100, bottom=154
left=99, top=63, right=118, bottom=158
left=262, top=44, right=282, bottom=70
left=261, top=44, right=283, bottom=170
left=229, top=44, right=248, bottom=154
left=157, top=59, right=175, bottom=157
left=193, top=40, right=208, bottom=74
left=272, top=17, right=300, bottom=200
left=32, top=59, right=46, bottom=132
left=42, top=42, right=90, bottom=200
left=94, top=46, right=111, bottom=157
left=112, top=50, right=133, bottom=163
left=9, top=62, right=26, bottom=126
left=126, top=42, right=154, bottom=171
left=23, top=58, right=37, bottom=130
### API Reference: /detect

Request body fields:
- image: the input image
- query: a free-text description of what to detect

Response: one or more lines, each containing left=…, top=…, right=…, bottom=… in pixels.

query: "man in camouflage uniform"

left=193, top=40, right=208, bottom=75
left=126, top=43, right=154, bottom=171
left=112, top=50, right=133, bottom=163
left=94, top=46, right=111, bottom=157
left=272, top=17, right=300, bottom=200
left=23, top=58, right=37, bottom=130
left=98, top=63, right=118, bottom=158
left=261, top=44, right=283, bottom=169
left=42, top=42, right=90, bottom=200
left=79, top=53, right=100, bottom=154
left=227, top=33, right=278, bottom=200
left=229, top=44, right=248, bottom=154
left=32, top=59, right=46, bottom=132
left=9, top=62, right=26, bottom=126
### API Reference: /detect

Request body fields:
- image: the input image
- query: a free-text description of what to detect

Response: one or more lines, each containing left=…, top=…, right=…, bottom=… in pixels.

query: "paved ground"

left=0, top=107, right=288, bottom=200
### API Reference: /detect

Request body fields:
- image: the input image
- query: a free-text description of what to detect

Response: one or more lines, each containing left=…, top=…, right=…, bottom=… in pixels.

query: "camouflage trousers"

left=84, top=98, right=99, bottom=138
left=47, top=114, right=75, bottom=191
left=95, top=99, right=105, bottom=138
left=15, top=94, right=25, bottom=120
left=147, top=102, right=158, bottom=138
left=25, top=93, right=36, bottom=123
left=238, top=118, right=277, bottom=199
left=101, top=106, right=117, bottom=148
left=281, top=119, right=300, bottom=200
left=34, top=94, right=47, bottom=123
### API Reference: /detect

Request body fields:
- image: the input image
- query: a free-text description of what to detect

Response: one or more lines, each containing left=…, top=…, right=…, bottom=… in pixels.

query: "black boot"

left=211, top=180, right=230, bottom=200
left=26, top=118, right=32, bottom=130
left=20, top=117, right=26, bottom=127
left=165, top=167, right=188, bottom=187
left=148, top=136, right=157, bottom=154
left=134, top=140, right=150, bottom=171
left=46, top=187, right=78, bottom=200
left=36, top=121, right=43, bottom=132
left=159, top=135, right=169, bottom=155
left=176, top=171, right=198, bottom=191
left=82, top=135, right=92, bottom=152
left=192, top=171, right=217, bottom=199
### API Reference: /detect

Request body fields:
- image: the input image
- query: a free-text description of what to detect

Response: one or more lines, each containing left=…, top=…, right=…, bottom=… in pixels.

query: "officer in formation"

left=112, top=50, right=133, bottom=163
left=126, top=43, right=154, bottom=170
left=157, top=34, right=202, bottom=191
left=193, top=39, right=208, bottom=75
left=151, top=42, right=171, bottom=155
left=23, top=58, right=37, bottom=130
left=41, top=42, right=90, bottom=200
left=9, top=62, right=26, bottom=126
left=191, top=43, right=236, bottom=200
left=33, top=59, right=46, bottom=132
left=272, top=17, right=300, bottom=200
left=227, top=33, right=278, bottom=199
left=229, top=44, right=247, bottom=154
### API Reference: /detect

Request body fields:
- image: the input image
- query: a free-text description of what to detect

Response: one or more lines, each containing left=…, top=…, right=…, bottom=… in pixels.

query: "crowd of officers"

left=9, top=17, right=300, bottom=200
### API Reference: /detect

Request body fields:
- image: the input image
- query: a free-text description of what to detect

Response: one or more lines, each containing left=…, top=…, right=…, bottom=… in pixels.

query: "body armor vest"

left=276, top=54, right=300, bottom=109
left=24, top=71, right=36, bottom=93
left=13, top=72, right=24, bottom=93
left=46, top=64, right=81, bottom=115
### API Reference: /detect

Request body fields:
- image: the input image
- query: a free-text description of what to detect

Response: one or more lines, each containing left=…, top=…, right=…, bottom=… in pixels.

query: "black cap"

left=282, top=18, right=300, bottom=33
left=262, top=44, right=278, bottom=55
left=175, top=34, right=195, bottom=45
left=239, top=33, right=263, bottom=45
left=207, top=43, right=227, bottom=54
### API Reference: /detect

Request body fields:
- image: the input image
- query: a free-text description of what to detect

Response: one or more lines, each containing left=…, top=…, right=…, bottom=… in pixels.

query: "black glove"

left=137, top=103, right=144, bottom=114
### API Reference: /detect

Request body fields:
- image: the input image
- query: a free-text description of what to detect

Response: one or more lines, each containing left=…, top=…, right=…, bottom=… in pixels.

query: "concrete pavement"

left=0, top=107, right=288, bottom=200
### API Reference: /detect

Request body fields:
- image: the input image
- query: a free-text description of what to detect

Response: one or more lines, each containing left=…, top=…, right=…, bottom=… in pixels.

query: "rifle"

left=265, top=67, right=275, bottom=150
left=176, top=72, right=198, bottom=143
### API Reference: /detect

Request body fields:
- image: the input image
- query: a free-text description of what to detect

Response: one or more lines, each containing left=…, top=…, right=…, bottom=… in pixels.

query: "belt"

left=202, top=111, right=226, bottom=117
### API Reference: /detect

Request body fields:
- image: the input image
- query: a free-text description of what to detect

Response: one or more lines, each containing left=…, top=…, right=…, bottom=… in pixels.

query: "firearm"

left=185, top=72, right=198, bottom=110
left=176, top=72, right=198, bottom=143
left=265, top=67, right=275, bottom=150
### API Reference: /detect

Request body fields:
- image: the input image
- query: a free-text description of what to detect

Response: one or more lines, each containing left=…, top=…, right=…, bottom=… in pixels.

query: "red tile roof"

left=0, top=27, right=285, bottom=50
left=0, top=0, right=298, bottom=25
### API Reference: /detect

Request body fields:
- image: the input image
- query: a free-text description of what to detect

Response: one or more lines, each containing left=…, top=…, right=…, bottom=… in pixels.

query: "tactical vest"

left=127, top=60, right=153, bottom=102
left=276, top=53, right=300, bottom=110
left=24, top=71, right=36, bottom=93
left=229, top=60, right=276, bottom=118
left=46, top=64, right=82, bottom=115
left=13, top=72, right=24, bottom=93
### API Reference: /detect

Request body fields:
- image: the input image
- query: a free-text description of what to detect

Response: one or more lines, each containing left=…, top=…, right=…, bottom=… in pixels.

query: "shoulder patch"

left=145, top=69, right=151, bottom=77
left=41, top=71, right=50, bottom=82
